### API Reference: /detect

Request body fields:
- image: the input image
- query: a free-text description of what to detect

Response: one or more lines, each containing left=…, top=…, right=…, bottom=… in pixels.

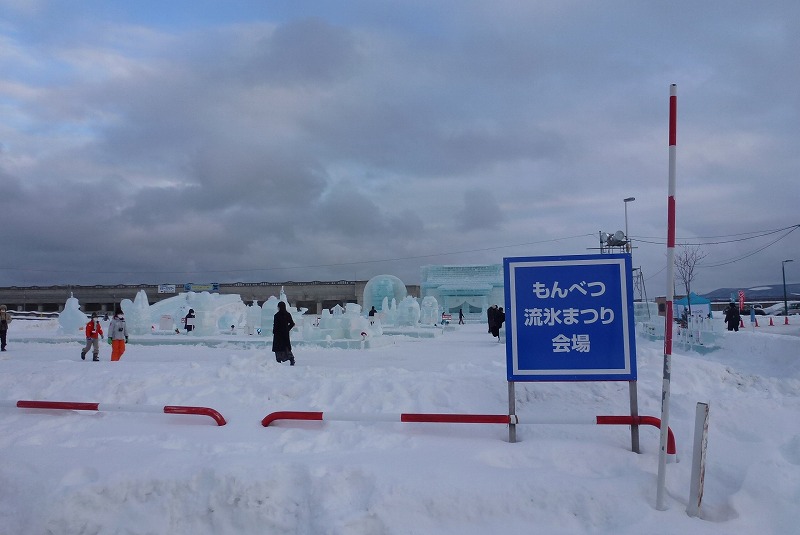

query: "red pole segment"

left=596, top=415, right=676, bottom=455
left=9, top=400, right=226, bottom=426
left=164, top=406, right=227, bottom=426
left=17, top=400, right=100, bottom=411
left=261, top=411, right=323, bottom=427
left=400, top=413, right=511, bottom=424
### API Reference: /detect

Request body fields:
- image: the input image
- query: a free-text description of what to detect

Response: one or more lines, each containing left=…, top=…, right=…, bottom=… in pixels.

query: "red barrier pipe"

left=400, top=413, right=511, bottom=424
left=17, top=400, right=100, bottom=411
left=596, top=415, right=676, bottom=455
left=261, top=411, right=323, bottom=427
left=13, top=400, right=226, bottom=426
left=164, top=405, right=227, bottom=426
left=260, top=411, right=676, bottom=454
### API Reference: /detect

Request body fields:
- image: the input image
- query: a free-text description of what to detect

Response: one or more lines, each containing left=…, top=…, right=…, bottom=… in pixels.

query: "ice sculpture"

left=362, top=275, right=407, bottom=314
left=396, top=296, right=421, bottom=326
left=57, top=293, right=87, bottom=334
left=419, top=295, right=439, bottom=325
left=303, top=301, right=380, bottom=342
left=122, top=290, right=151, bottom=335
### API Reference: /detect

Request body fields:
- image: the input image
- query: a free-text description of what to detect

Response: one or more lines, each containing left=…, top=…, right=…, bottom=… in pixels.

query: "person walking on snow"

left=491, top=307, right=505, bottom=340
left=81, top=312, right=104, bottom=361
left=0, top=304, right=12, bottom=352
left=108, top=308, right=128, bottom=361
left=272, top=301, right=296, bottom=366
left=723, top=302, right=741, bottom=332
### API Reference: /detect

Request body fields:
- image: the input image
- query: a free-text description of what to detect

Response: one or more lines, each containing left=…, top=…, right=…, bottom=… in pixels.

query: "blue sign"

left=504, top=254, right=636, bottom=382
left=184, top=283, right=220, bottom=292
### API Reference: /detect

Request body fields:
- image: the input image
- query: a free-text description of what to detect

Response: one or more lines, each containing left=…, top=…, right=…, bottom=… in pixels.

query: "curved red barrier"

left=596, top=415, right=676, bottom=454
left=164, top=405, right=227, bottom=426
left=261, top=411, right=323, bottom=427
left=11, top=399, right=226, bottom=426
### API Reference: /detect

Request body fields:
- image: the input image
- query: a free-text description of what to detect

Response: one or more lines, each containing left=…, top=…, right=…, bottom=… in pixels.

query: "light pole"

left=782, top=259, right=794, bottom=316
left=624, top=197, right=635, bottom=255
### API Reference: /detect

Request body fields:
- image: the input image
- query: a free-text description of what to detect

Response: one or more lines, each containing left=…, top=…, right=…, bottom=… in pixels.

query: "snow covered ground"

left=1, top=318, right=798, bottom=534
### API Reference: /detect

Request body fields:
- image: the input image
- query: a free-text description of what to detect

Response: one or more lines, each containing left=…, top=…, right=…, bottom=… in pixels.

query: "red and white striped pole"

left=1, top=399, right=227, bottom=426
left=657, top=84, right=678, bottom=510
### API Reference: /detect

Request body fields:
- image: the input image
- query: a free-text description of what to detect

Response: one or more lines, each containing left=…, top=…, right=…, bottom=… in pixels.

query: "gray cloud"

left=0, top=2, right=798, bottom=293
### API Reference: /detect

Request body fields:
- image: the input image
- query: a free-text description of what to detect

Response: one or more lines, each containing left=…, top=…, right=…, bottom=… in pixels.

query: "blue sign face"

left=504, top=254, right=637, bottom=382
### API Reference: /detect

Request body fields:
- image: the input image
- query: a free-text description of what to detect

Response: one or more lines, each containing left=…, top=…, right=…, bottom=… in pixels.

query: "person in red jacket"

left=81, top=312, right=104, bottom=361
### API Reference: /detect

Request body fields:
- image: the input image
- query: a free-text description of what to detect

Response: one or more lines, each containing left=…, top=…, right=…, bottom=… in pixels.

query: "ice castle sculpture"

left=420, top=264, right=504, bottom=321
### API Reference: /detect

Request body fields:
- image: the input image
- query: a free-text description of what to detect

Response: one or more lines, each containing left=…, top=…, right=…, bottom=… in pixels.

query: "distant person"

left=487, top=304, right=499, bottom=335
left=491, top=307, right=506, bottom=340
left=723, top=302, right=741, bottom=332
left=0, top=304, right=11, bottom=352
left=108, top=308, right=128, bottom=361
left=81, top=312, right=104, bottom=361
left=272, top=301, right=296, bottom=366
left=184, top=309, right=196, bottom=333
left=368, top=306, right=377, bottom=324
left=458, top=308, right=465, bottom=325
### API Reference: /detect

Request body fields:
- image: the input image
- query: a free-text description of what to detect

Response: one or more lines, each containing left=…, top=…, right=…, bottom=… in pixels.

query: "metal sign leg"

left=508, top=381, right=517, bottom=443
left=629, top=380, right=640, bottom=453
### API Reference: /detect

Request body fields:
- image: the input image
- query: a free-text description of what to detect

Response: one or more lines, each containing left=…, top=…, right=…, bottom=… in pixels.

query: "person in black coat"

left=184, top=309, right=196, bottom=333
left=491, top=307, right=505, bottom=340
left=723, top=302, right=741, bottom=332
left=272, top=301, right=296, bottom=365
left=487, top=305, right=498, bottom=334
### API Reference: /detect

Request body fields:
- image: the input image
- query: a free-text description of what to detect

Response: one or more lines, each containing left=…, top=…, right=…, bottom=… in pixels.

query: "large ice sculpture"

left=362, top=275, right=407, bottom=314
left=58, top=293, right=87, bottom=334
left=146, top=291, right=247, bottom=335
left=396, top=296, right=421, bottom=326
left=419, top=295, right=439, bottom=325
left=303, top=302, right=381, bottom=342
left=122, top=290, right=151, bottom=335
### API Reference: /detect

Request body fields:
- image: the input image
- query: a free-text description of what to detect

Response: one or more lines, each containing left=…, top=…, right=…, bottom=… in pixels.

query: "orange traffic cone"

left=769, top=317, right=774, bottom=326
left=739, top=318, right=745, bottom=328
left=755, top=317, right=759, bottom=327
left=785, top=316, right=790, bottom=325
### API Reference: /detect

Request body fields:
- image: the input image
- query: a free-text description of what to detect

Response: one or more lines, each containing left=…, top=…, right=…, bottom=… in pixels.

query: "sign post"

left=504, top=254, right=638, bottom=444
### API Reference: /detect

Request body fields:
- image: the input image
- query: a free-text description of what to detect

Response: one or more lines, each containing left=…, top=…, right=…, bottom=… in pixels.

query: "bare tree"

left=674, top=244, right=708, bottom=317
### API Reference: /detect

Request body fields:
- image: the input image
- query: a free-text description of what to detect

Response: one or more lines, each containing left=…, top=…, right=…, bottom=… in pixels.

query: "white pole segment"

left=323, top=412, right=403, bottom=422
left=97, top=403, right=164, bottom=413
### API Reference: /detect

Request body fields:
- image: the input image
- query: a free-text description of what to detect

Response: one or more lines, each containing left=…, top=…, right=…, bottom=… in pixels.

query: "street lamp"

left=623, top=197, right=636, bottom=255
left=782, top=259, right=794, bottom=316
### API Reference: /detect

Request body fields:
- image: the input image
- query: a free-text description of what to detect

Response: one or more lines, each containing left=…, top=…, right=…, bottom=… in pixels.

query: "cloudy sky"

left=1, top=1, right=798, bottom=295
